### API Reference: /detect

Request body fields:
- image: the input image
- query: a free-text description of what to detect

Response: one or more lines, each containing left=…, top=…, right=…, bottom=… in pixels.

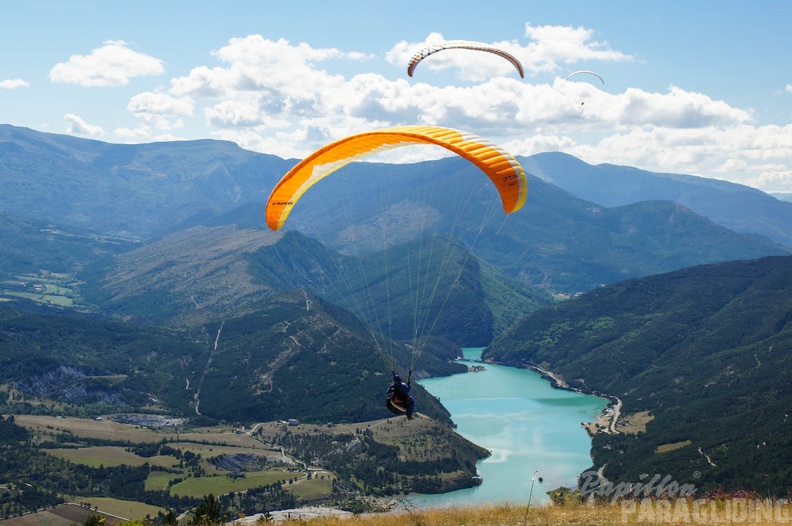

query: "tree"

left=83, top=515, right=105, bottom=526
left=191, top=494, right=221, bottom=526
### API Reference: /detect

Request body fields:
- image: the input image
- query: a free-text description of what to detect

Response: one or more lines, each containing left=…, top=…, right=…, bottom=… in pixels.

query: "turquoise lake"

left=407, top=347, right=607, bottom=508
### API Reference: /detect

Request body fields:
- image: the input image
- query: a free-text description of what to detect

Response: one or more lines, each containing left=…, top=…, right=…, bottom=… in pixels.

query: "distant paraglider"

left=265, top=125, right=527, bottom=231
left=407, top=41, right=525, bottom=78
left=565, top=70, right=605, bottom=85
left=565, top=70, right=605, bottom=106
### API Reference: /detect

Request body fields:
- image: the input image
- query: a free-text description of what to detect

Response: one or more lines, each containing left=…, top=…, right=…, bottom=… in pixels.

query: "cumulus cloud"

left=170, top=35, right=351, bottom=100
left=50, top=40, right=164, bottom=87
left=204, top=98, right=290, bottom=128
left=128, top=92, right=194, bottom=116
left=0, top=78, right=29, bottom=89
left=505, top=134, right=578, bottom=156
left=167, top=35, right=378, bottom=142
left=114, top=125, right=154, bottom=141
left=521, top=24, right=632, bottom=72
left=114, top=124, right=185, bottom=143
left=126, top=92, right=194, bottom=130
left=64, top=113, right=103, bottom=136
left=161, top=36, right=765, bottom=160
left=530, top=122, right=792, bottom=192
left=100, top=28, right=790, bottom=193
left=613, top=86, right=752, bottom=128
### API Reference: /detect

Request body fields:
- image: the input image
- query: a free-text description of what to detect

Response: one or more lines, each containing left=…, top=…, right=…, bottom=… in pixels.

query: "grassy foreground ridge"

left=265, top=499, right=791, bottom=526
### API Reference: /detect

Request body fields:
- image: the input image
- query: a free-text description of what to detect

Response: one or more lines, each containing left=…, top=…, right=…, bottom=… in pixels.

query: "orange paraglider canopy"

left=266, top=125, right=527, bottom=231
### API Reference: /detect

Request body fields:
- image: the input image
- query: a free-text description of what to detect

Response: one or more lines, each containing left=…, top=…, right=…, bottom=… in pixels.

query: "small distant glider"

left=565, top=70, right=605, bottom=85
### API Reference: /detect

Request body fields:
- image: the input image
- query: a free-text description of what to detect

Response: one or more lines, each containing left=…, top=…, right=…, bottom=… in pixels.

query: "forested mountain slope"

left=0, top=291, right=455, bottom=425
left=485, top=255, right=792, bottom=495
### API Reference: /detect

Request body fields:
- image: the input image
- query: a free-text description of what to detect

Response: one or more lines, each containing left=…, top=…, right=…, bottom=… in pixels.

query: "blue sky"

left=2, top=0, right=791, bottom=192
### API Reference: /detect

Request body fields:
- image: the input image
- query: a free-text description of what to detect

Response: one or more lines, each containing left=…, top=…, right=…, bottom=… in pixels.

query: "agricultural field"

left=170, top=472, right=295, bottom=498
left=0, top=502, right=136, bottom=526
left=45, top=447, right=175, bottom=469
left=11, top=415, right=322, bottom=508
left=0, top=272, right=84, bottom=309
left=15, top=415, right=271, bottom=449
left=617, top=410, right=655, bottom=434
left=656, top=440, right=693, bottom=454
left=15, top=415, right=173, bottom=444
left=6, top=414, right=471, bottom=518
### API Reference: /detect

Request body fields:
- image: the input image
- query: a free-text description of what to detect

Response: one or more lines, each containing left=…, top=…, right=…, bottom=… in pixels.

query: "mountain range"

left=522, top=152, right=792, bottom=248
left=5, top=124, right=792, bottom=253
left=2, top=124, right=791, bottom=498
left=2, top=124, right=789, bottom=296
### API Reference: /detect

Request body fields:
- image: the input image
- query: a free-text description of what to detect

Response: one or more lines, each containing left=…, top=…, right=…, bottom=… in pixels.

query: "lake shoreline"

left=491, top=359, right=621, bottom=438
left=408, top=349, right=607, bottom=508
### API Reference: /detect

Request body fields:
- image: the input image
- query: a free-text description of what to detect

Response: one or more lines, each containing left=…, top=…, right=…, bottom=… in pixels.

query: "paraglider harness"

left=386, top=370, right=413, bottom=418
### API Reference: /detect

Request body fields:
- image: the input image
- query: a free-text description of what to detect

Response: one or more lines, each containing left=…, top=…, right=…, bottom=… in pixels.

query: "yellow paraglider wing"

left=407, top=41, right=525, bottom=78
left=266, top=125, right=527, bottom=231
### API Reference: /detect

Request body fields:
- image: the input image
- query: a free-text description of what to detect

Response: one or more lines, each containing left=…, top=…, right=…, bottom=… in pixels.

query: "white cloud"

left=505, top=134, right=578, bottom=156
left=102, top=29, right=791, bottom=192
left=126, top=92, right=194, bottom=130
left=210, top=128, right=308, bottom=160
left=64, top=113, right=103, bottom=137
left=787, top=84, right=792, bottom=94
left=128, top=92, right=193, bottom=117
left=0, top=78, right=29, bottom=89
left=613, top=86, right=752, bottom=128
left=167, top=35, right=380, bottom=143
left=162, top=37, right=762, bottom=157
left=114, top=124, right=186, bottom=143
left=754, top=165, right=792, bottom=191
left=531, top=122, right=792, bottom=192
left=522, top=24, right=632, bottom=72
left=114, top=125, right=154, bottom=141
left=170, top=35, right=350, bottom=100
left=50, top=40, right=164, bottom=87
left=204, top=98, right=289, bottom=128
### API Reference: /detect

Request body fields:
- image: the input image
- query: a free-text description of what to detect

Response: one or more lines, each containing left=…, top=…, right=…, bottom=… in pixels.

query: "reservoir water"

left=408, top=347, right=607, bottom=508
